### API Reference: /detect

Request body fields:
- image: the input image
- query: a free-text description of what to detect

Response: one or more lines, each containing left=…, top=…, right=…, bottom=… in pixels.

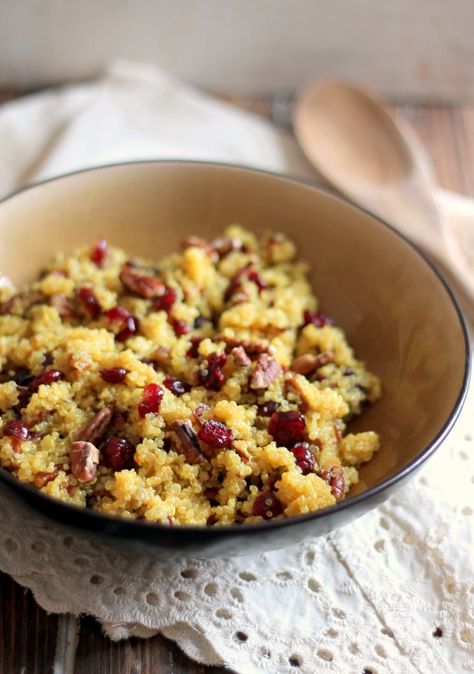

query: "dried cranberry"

left=100, top=368, right=128, bottom=384
left=247, top=270, right=267, bottom=292
left=224, top=276, right=243, bottom=301
left=198, top=420, right=233, bottom=448
left=252, top=491, right=283, bottom=520
left=3, top=420, right=29, bottom=440
left=138, top=383, right=164, bottom=418
left=164, top=377, right=190, bottom=396
left=78, top=287, right=102, bottom=319
left=291, top=443, right=315, bottom=475
left=116, top=315, right=140, bottom=342
left=198, top=352, right=227, bottom=391
left=105, top=305, right=130, bottom=323
left=153, top=287, right=177, bottom=312
left=269, top=410, right=306, bottom=447
left=29, top=369, right=64, bottom=393
left=303, top=311, right=333, bottom=328
left=186, top=337, right=202, bottom=358
left=102, top=436, right=135, bottom=471
left=170, top=318, right=190, bottom=337
left=90, top=239, right=108, bottom=267
left=257, top=400, right=280, bottom=417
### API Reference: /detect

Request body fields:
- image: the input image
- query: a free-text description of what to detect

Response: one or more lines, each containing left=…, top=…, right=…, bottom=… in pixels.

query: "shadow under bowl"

left=0, top=161, right=469, bottom=558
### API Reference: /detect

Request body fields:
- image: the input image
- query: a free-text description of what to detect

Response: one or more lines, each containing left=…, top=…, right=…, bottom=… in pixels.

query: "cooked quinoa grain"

left=0, top=227, right=381, bottom=525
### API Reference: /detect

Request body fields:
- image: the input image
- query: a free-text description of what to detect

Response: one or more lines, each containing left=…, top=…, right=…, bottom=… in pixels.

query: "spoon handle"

left=362, top=182, right=474, bottom=304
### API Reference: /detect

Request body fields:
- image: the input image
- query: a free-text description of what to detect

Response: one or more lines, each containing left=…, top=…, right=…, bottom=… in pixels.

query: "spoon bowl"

left=293, top=81, right=474, bottom=303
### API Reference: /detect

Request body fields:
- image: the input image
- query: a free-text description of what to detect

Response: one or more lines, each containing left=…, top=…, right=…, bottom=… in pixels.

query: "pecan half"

left=291, top=351, right=334, bottom=375
left=172, top=420, right=204, bottom=464
left=182, top=236, right=218, bottom=262
left=320, top=465, right=345, bottom=500
left=119, top=262, right=165, bottom=298
left=70, top=441, right=100, bottom=483
left=231, top=346, right=251, bottom=367
left=234, top=446, right=250, bottom=463
left=34, top=469, right=59, bottom=489
left=250, top=353, right=282, bottom=389
left=75, top=406, right=113, bottom=444
left=51, top=294, right=76, bottom=318
left=211, top=236, right=242, bottom=257
left=218, top=335, right=271, bottom=355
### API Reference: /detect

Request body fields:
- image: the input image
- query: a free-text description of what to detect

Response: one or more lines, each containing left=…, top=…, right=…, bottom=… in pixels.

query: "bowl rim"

left=0, top=159, right=471, bottom=537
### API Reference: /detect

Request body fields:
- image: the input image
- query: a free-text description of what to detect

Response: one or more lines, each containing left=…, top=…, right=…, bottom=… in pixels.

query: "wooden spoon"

left=293, top=81, right=474, bottom=303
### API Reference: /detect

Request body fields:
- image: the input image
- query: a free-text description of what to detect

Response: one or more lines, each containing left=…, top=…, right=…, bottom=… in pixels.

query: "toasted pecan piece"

left=250, top=353, right=282, bottom=389
left=320, top=465, right=345, bottom=500
left=172, top=420, right=205, bottom=464
left=75, top=407, right=113, bottom=444
left=119, top=262, right=165, bottom=298
left=182, top=236, right=218, bottom=262
left=291, top=351, right=334, bottom=375
left=231, top=346, right=251, bottom=367
left=218, top=335, right=272, bottom=355
left=51, top=294, right=76, bottom=318
left=70, top=441, right=100, bottom=483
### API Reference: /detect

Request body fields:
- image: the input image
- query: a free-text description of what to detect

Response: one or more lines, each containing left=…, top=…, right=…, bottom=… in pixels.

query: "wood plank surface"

left=0, top=90, right=473, bottom=674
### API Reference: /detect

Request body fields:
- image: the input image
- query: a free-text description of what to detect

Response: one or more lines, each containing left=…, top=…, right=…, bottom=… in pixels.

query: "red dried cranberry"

left=78, top=287, right=102, bottom=320
left=100, top=368, right=128, bottom=384
left=170, top=318, right=190, bottom=337
left=105, top=305, right=130, bottom=323
left=153, top=287, right=177, bottom=312
left=3, top=420, right=29, bottom=440
left=164, top=377, right=190, bottom=396
left=198, top=352, right=227, bottom=391
left=102, top=436, right=135, bottom=471
left=252, top=491, right=283, bottom=519
left=291, top=443, right=315, bottom=475
left=90, top=239, right=108, bottom=267
left=257, top=400, right=280, bottom=417
left=303, top=311, right=333, bottom=328
left=29, top=369, right=64, bottom=393
left=269, top=410, right=306, bottom=447
left=138, top=383, right=164, bottom=418
left=247, top=270, right=267, bottom=292
left=224, top=276, right=243, bottom=301
left=187, top=337, right=202, bottom=358
left=116, top=315, right=140, bottom=342
left=198, top=420, right=233, bottom=448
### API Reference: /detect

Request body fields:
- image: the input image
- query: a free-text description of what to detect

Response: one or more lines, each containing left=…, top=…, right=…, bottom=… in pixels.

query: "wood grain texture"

left=0, top=572, right=58, bottom=674
left=0, top=90, right=473, bottom=674
left=74, top=617, right=227, bottom=674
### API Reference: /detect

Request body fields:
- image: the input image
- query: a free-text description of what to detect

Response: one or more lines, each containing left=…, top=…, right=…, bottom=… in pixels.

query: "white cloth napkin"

left=0, top=61, right=473, bottom=674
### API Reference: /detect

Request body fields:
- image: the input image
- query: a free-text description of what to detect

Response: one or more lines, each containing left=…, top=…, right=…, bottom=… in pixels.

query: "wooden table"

left=0, top=89, right=473, bottom=674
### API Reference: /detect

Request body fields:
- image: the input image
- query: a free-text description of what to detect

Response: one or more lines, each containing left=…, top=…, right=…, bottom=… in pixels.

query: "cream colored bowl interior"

left=0, top=162, right=468, bottom=493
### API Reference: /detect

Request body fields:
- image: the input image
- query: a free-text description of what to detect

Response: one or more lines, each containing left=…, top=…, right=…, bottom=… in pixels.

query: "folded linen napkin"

left=0, top=61, right=472, bottom=674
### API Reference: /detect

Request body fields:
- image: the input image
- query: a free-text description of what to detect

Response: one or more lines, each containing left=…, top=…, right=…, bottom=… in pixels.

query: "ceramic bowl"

left=0, top=161, right=469, bottom=558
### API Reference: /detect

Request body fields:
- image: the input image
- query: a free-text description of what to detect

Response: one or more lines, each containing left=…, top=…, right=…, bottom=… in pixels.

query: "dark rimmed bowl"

left=0, top=161, right=470, bottom=558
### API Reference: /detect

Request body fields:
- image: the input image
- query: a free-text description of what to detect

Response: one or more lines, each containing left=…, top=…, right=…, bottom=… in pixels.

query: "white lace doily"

left=0, top=62, right=473, bottom=674
left=0, top=379, right=472, bottom=674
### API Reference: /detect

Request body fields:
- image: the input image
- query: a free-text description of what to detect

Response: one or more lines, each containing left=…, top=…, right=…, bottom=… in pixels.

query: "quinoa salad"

left=0, top=226, right=381, bottom=525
